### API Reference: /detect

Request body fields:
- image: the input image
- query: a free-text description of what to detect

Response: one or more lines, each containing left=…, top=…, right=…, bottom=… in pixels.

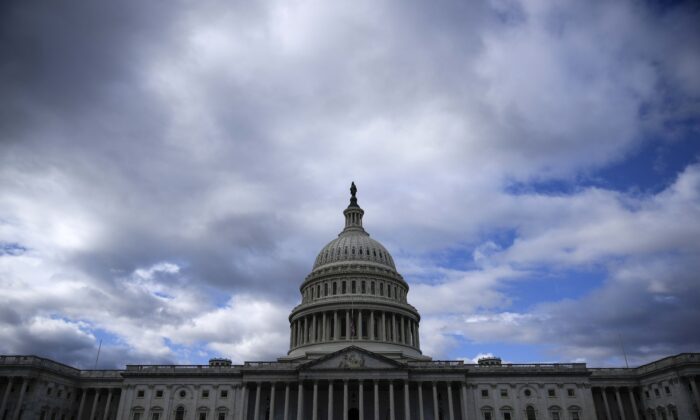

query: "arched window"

left=175, top=407, right=185, bottom=420
left=526, top=406, right=536, bottom=420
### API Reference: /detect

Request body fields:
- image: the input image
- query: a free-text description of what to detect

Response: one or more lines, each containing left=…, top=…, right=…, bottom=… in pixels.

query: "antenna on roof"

left=618, top=333, right=629, bottom=368
left=94, top=339, right=102, bottom=369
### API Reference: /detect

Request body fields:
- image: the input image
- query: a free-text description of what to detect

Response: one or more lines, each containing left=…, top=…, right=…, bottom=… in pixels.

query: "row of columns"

left=290, top=310, right=419, bottom=349
left=596, top=386, right=641, bottom=420
left=0, top=377, right=117, bottom=420
left=247, top=379, right=466, bottom=420
left=302, top=280, right=406, bottom=304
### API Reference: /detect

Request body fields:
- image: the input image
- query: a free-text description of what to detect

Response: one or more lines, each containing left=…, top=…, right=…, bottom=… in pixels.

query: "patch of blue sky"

left=0, top=242, right=27, bottom=256
left=505, top=135, right=699, bottom=197
left=453, top=337, right=556, bottom=364
left=497, top=266, right=607, bottom=313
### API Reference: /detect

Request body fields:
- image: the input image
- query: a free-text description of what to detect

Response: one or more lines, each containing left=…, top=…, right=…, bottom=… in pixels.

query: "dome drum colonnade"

left=286, top=183, right=425, bottom=360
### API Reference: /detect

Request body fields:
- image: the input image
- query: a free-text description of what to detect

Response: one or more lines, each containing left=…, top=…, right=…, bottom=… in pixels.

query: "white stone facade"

left=1, top=185, right=699, bottom=420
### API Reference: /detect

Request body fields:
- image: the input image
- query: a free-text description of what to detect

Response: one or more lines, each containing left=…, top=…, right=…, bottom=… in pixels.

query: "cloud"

left=0, top=0, right=698, bottom=366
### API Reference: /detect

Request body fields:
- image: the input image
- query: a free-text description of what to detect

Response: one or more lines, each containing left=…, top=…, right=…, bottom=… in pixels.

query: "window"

left=220, top=390, right=228, bottom=398
left=361, top=281, right=366, bottom=293
left=47, top=388, right=52, bottom=395
left=199, top=413, right=207, bottom=420
left=548, top=389, right=555, bottom=397
left=351, top=281, right=356, bottom=293
left=645, top=391, right=650, bottom=399
left=202, top=390, right=209, bottom=398
left=57, top=390, right=62, bottom=398
left=526, top=406, right=536, bottom=420
left=333, top=283, right=337, bottom=295
left=379, top=283, right=384, bottom=296
left=137, top=390, right=145, bottom=398
left=218, top=414, right=226, bottom=420
left=152, top=414, right=160, bottom=420
left=503, top=413, right=511, bottom=420
left=481, top=389, right=489, bottom=397
left=175, top=408, right=185, bottom=420
left=388, top=286, right=392, bottom=298
left=551, top=412, right=560, bottom=420
left=371, top=282, right=375, bottom=295
left=654, top=389, right=660, bottom=397
left=524, top=389, right=532, bottom=397
left=155, top=390, right=163, bottom=398
left=342, top=281, right=346, bottom=294
left=179, top=390, right=186, bottom=398
left=570, top=411, right=580, bottom=420
left=664, top=386, right=671, bottom=395
left=567, top=389, right=575, bottom=397
left=324, top=283, right=328, bottom=296
left=133, top=414, right=141, bottom=420
left=500, top=389, right=508, bottom=397
left=484, top=413, right=492, bottom=420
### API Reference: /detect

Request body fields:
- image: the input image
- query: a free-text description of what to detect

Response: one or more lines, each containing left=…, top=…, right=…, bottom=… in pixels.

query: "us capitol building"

left=1, top=184, right=699, bottom=420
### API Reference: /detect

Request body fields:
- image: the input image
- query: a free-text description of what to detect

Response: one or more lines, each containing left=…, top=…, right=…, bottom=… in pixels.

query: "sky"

left=1, top=0, right=699, bottom=369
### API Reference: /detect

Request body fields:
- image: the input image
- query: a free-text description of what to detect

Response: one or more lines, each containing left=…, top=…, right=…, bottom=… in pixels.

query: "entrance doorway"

left=348, top=408, right=359, bottom=420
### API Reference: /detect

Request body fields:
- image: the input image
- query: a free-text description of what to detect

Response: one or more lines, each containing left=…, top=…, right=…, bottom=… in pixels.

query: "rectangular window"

left=137, top=390, right=145, bottom=398
left=548, top=389, right=555, bottom=397
left=665, top=386, right=671, bottom=395
left=504, top=413, right=511, bottom=420
left=361, top=281, right=366, bottom=293
left=324, top=283, right=328, bottom=296
left=571, top=413, right=580, bottom=420
left=220, top=390, right=228, bottom=398
left=481, top=389, right=489, bottom=397
left=47, top=388, right=52, bottom=395
left=199, top=413, right=207, bottom=420
left=352, top=281, right=356, bottom=293
left=333, top=283, right=337, bottom=295
left=152, top=414, right=160, bottom=420
left=57, top=390, right=62, bottom=398
left=567, top=389, right=575, bottom=397
left=342, top=281, right=346, bottom=294
left=133, top=414, right=141, bottom=420
left=218, top=414, right=226, bottom=420
left=500, top=389, right=507, bottom=397
left=202, top=390, right=209, bottom=398
left=654, top=389, right=660, bottom=397
left=551, top=412, right=560, bottom=420
left=371, top=282, right=375, bottom=294
left=484, top=413, right=492, bottom=420
left=379, top=283, right=384, bottom=296
left=155, top=390, right=163, bottom=398
left=645, top=391, right=650, bottom=398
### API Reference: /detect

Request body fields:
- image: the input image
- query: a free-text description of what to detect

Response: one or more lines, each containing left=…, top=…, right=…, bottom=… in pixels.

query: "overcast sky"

left=1, top=0, right=699, bottom=369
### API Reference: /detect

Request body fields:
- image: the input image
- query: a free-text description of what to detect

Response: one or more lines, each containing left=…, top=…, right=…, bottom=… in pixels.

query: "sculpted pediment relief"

left=301, top=347, right=404, bottom=370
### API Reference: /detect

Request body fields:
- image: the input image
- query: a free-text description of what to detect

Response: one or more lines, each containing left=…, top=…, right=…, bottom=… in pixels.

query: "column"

left=284, top=383, right=290, bottom=420
left=253, top=383, right=262, bottom=420
left=401, top=317, right=406, bottom=344
left=601, top=388, right=613, bottom=420
left=460, top=383, right=468, bottom=420
left=334, top=311, right=339, bottom=340
left=270, top=383, right=277, bottom=420
left=0, top=378, right=13, bottom=420
left=392, top=314, right=397, bottom=342
left=447, top=383, right=454, bottom=420
left=628, top=388, right=640, bottom=420
left=296, top=383, right=304, bottom=420
left=690, top=377, right=700, bottom=415
left=418, top=383, right=425, bottom=420
left=370, top=312, right=375, bottom=340
left=312, top=382, right=318, bottom=420
left=114, top=388, right=127, bottom=420
left=345, top=311, right=350, bottom=339
left=328, top=382, right=334, bottom=420
left=382, top=312, right=387, bottom=341
left=358, top=311, right=363, bottom=339
left=312, top=314, right=317, bottom=343
left=77, top=387, right=88, bottom=420
left=290, top=321, right=294, bottom=348
left=343, top=381, right=349, bottom=420
left=103, top=389, right=113, bottom=420
left=404, top=381, right=410, bottom=420
left=89, top=389, right=100, bottom=420
left=615, top=388, right=627, bottom=420
left=242, top=385, right=250, bottom=420
left=11, top=378, right=27, bottom=420
left=389, top=381, right=395, bottom=420
left=359, top=381, right=364, bottom=420
left=432, top=382, right=439, bottom=420
left=373, top=381, right=379, bottom=420
left=416, top=324, right=420, bottom=348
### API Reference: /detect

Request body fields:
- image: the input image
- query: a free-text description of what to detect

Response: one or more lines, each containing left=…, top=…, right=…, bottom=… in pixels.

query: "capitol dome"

left=285, top=182, right=426, bottom=362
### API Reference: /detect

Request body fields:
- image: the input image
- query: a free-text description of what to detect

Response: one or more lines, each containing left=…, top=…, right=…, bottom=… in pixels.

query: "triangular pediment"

left=300, top=346, right=406, bottom=370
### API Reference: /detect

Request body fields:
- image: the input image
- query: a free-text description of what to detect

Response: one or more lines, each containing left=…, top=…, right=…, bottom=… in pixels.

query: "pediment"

left=300, top=346, right=405, bottom=371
